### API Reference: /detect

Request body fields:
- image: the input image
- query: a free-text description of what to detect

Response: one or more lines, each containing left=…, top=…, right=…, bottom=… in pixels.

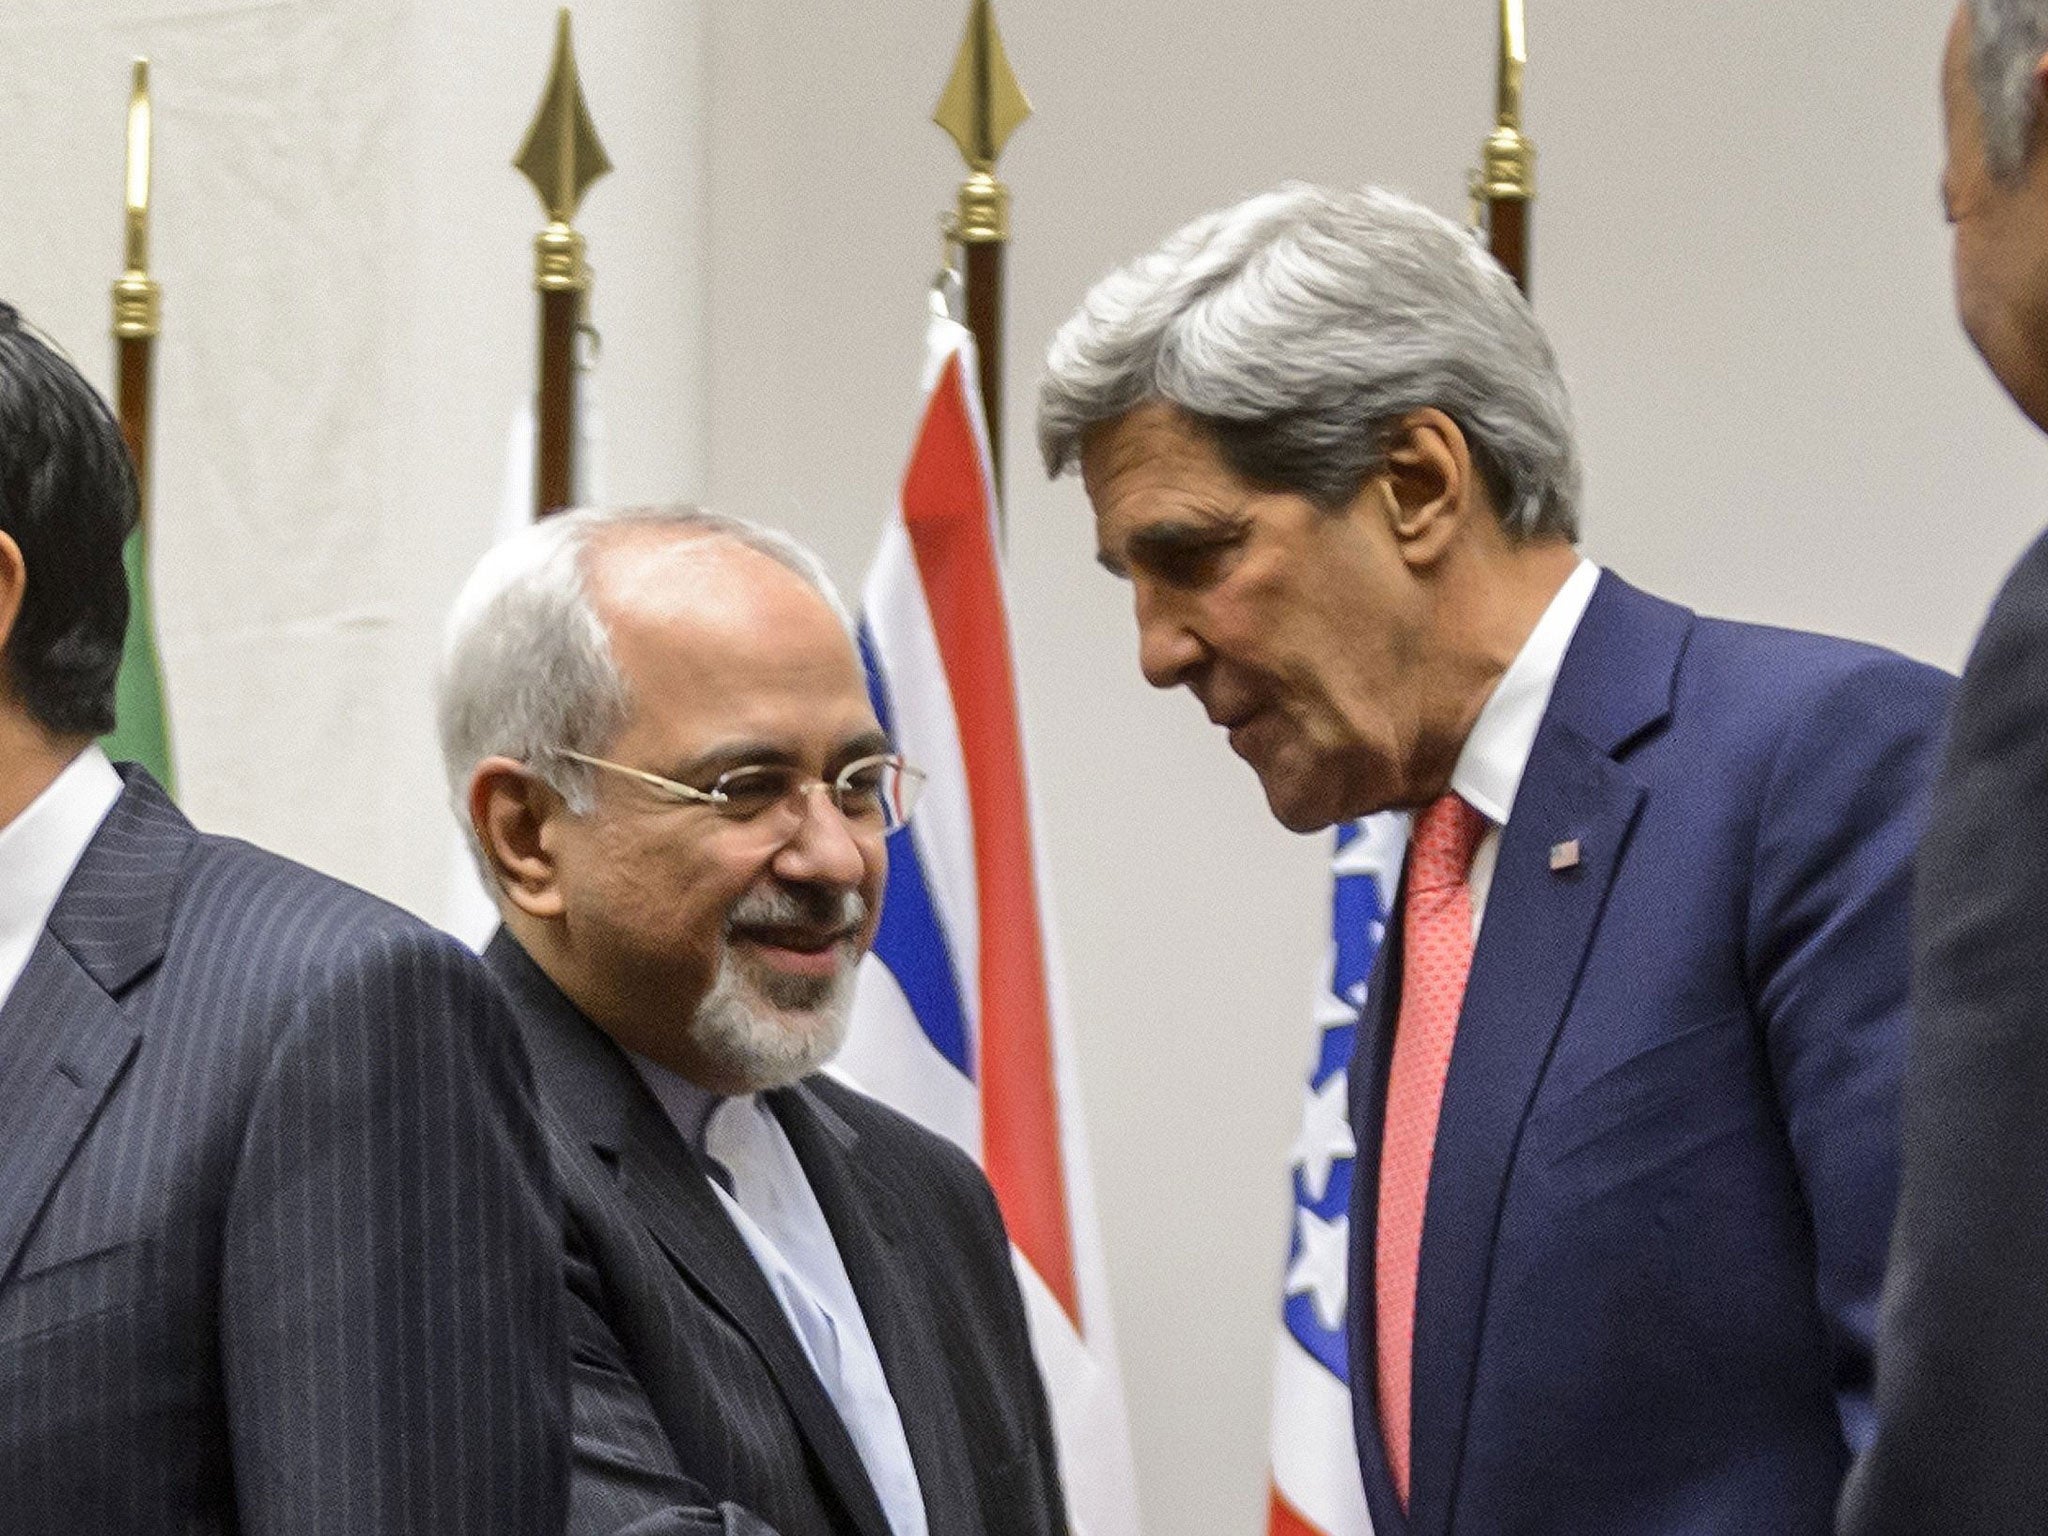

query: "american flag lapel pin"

left=1549, top=837, right=1582, bottom=873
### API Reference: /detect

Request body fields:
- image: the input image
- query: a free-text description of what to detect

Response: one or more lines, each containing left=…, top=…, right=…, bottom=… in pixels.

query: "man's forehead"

left=589, top=531, right=848, bottom=656
left=1080, top=400, right=1212, bottom=487
left=1083, top=404, right=1252, bottom=569
left=588, top=527, right=863, bottom=704
left=587, top=527, right=797, bottom=619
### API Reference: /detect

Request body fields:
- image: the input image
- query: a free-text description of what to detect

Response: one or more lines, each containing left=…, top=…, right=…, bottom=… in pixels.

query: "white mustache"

left=726, top=883, right=867, bottom=937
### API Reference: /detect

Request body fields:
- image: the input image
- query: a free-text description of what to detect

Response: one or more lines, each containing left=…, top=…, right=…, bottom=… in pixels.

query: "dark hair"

left=0, top=303, right=135, bottom=736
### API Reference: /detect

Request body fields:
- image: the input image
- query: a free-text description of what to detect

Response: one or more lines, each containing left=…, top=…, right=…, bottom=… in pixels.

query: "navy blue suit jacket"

left=0, top=769, right=568, bottom=1534
left=1346, top=573, right=1951, bottom=1536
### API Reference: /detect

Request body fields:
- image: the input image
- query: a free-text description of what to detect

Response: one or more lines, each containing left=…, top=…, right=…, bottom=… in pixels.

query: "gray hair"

left=1971, top=0, right=2048, bottom=180
left=1037, top=183, right=1580, bottom=540
left=436, top=504, right=852, bottom=871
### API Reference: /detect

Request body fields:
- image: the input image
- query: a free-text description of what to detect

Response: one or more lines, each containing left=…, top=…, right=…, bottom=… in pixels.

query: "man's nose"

left=1134, top=582, right=1204, bottom=690
left=771, top=783, right=872, bottom=888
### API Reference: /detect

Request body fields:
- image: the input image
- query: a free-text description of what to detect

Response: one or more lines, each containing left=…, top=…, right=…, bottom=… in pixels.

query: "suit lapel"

left=773, top=1083, right=977, bottom=1536
left=484, top=934, right=894, bottom=1536
left=0, top=770, right=179, bottom=1287
left=1401, top=573, right=1687, bottom=1536
left=1402, top=727, right=1643, bottom=1533
left=612, top=1099, right=895, bottom=1536
left=0, top=939, right=140, bottom=1286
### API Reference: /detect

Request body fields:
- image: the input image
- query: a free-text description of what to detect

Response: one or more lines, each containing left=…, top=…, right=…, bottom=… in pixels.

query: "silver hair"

left=1037, top=183, right=1581, bottom=540
left=436, top=503, right=853, bottom=875
left=1970, top=0, right=2048, bottom=180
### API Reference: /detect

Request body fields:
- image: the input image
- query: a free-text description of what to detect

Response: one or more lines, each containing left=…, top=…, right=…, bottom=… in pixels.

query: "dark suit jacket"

left=483, top=930, right=1068, bottom=1536
left=1346, top=572, right=1952, bottom=1536
left=1838, top=528, right=2048, bottom=1535
left=0, top=768, right=567, bottom=1534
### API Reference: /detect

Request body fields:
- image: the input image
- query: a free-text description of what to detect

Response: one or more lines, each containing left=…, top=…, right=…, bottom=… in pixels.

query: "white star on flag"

left=1289, top=1069, right=1357, bottom=1203
left=1285, top=1206, right=1351, bottom=1333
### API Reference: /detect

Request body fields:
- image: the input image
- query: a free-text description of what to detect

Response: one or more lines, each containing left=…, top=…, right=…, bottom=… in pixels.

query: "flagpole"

left=933, top=0, right=1031, bottom=511
left=104, top=56, right=175, bottom=788
left=112, top=59, right=161, bottom=522
left=516, top=7, right=611, bottom=519
left=1472, top=0, right=1534, bottom=295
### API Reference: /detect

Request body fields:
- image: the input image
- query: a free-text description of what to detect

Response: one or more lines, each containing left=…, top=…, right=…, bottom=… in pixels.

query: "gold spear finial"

left=112, top=58, right=161, bottom=340
left=1477, top=0, right=1534, bottom=206
left=933, top=0, right=1032, bottom=244
left=515, top=8, right=612, bottom=292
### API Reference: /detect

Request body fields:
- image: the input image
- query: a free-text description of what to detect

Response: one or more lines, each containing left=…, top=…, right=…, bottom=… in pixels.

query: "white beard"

left=688, top=883, right=865, bottom=1092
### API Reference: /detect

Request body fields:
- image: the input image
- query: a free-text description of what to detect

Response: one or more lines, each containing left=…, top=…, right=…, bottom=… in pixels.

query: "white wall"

left=4, top=3, right=2041, bottom=1533
left=0, top=0, right=706, bottom=903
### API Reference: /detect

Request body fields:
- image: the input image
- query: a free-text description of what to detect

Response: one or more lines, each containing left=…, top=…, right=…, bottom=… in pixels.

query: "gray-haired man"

left=1042, top=185, right=1951, bottom=1535
left=438, top=505, right=1066, bottom=1536
left=1839, top=5, right=2048, bottom=1531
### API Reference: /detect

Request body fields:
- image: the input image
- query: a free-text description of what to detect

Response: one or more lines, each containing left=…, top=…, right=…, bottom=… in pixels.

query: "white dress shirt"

left=1444, top=557, right=1601, bottom=934
left=632, top=1057, right=929, bottom=1536
left=0, top=746, right=123, bottom=1013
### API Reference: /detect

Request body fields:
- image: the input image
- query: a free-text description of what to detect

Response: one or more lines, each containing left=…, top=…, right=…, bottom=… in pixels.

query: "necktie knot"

left=1409, top=792, right=1488, bottom=893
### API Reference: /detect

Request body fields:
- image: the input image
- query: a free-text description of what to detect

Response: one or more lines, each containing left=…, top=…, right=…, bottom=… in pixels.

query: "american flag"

left=1268, top=813, right=1407, bottom=1536
left=838, top=300, right=1142, bottom=1535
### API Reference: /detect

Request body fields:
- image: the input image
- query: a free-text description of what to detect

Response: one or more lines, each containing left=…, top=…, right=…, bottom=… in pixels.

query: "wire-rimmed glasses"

left=550, top=748, right=925, bottom=834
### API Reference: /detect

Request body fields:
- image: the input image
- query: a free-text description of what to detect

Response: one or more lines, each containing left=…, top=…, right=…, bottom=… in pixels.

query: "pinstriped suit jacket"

left=0, top=769, right=569, bottom=1535
left=483, top=932, right=1069, bottom=1536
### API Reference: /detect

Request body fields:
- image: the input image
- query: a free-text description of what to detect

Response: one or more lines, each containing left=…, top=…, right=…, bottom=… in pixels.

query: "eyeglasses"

left=550, top=748, right=925, bottom=834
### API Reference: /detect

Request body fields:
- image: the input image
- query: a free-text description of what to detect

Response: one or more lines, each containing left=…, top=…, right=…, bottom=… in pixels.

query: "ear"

left=0, top=531, right=25, bottom=659
left=470, top=756, right=568, bottom=919
left=1375, top=408, right=1478, bottom=570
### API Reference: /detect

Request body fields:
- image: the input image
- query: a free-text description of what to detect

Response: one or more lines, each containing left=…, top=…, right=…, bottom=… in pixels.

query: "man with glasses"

left=438, top=504, right=1067, bottom=1536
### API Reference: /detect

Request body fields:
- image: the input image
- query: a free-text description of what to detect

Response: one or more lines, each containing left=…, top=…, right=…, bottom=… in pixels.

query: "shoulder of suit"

left=1680, top=612, right=1955, bottom=716
left=802, top=1073, right=990, bottom=1187
left=1964, top=524, right=2048, bottom=663
left=170, top=826, right=482, bottom=985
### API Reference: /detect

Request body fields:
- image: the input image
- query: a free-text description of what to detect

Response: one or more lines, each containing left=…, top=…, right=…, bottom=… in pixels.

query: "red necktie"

left=1375, top=792, right=1489, bottom=1509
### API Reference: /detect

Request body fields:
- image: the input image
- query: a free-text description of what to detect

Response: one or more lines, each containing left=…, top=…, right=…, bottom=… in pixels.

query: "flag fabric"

left=839, top=302, right=1142, bottom=1535
left=102, top=524, right=174, bottom=788
left=1267, top=812, right=1408, bottom=1536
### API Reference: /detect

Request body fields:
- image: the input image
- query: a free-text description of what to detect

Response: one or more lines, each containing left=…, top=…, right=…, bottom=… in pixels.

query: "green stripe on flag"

left=101, top=526, right=173, bottom=789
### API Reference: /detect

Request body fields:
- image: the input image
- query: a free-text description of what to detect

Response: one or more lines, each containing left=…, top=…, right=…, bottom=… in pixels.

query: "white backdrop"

left=0, top=0, right=707, bottom=899
left=4, top=3, right=2042, bottom=1533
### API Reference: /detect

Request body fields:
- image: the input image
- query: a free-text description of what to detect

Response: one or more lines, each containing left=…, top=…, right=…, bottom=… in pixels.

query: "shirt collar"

left=629, top=1051, right=740, bottom=1152
left=1448, top=558, right=1601, bottom=827
left=0, top=746, right=123, bottom=963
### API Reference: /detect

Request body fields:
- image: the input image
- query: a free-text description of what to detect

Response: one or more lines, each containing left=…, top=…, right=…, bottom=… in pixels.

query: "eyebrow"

left=1098, top=513, right=1249, bottom=579
left=833, top=728, right=896, bottom=766
left=669, top=729, right=896, bottom=783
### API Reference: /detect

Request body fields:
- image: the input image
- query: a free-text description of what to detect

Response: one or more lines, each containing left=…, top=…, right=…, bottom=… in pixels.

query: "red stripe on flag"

left=1267, top=1486, right=1327, bottom=1536
left=899, top=353, right=1081, bottom=1325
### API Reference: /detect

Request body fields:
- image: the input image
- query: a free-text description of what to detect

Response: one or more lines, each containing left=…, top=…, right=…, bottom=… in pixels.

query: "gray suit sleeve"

left=1841, top=531, right=2048, bottom=1534
left=217, top=923, right=569, bottom=1536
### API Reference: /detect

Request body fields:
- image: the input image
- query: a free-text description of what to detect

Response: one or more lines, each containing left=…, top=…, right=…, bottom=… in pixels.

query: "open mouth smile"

left=729, top=926, right=857, bottom=976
